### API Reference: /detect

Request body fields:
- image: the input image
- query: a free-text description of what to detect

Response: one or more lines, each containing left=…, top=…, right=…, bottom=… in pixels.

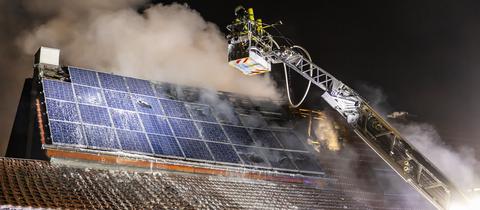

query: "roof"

left=0, top=158, right=431, bottom=209
left=37, top=66, right=324, bottom=176
left=3, top=65, right=435, bottom=209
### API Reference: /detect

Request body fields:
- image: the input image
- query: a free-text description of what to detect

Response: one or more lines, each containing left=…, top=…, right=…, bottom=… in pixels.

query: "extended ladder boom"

left=226, top=7, right=466, bottom=210
left=271, top=48, right=463, bottom=210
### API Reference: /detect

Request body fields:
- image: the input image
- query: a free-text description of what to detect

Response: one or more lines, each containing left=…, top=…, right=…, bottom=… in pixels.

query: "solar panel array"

left=41, top=66, right=323, bottom=174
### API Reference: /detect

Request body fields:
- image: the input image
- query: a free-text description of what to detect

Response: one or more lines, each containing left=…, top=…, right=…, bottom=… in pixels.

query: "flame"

left=312, top=112, right=340, bottom=151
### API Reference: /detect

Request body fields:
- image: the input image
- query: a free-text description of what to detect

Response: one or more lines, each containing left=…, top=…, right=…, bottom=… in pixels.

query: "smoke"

left=0, top=1, right=281, bottom=155
left=197, top=89, right=241, bottom=125
left=393, top=122, right=480, bottom=189
left=0, top=1, right=41, bottom=156
left=305, top=82, right=479, bottom=208
left=355, top=82, right=392, bottom=116
left=359, top=82, right=479, bottom=190
left=18, top=1, right=280, bottom=99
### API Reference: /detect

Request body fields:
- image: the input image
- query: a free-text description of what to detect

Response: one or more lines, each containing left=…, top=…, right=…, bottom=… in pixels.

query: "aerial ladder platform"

left=226, top=6, right=469, bottom=210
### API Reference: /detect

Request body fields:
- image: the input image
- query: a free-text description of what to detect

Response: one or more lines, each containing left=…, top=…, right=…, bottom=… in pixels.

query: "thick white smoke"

left=18, top=0, right=280, bottom=99
left=393, top=122, right=480, bottom=189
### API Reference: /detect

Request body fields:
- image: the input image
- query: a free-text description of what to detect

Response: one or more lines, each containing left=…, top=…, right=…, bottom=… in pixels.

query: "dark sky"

left=155, top=0, right=480, bottom=155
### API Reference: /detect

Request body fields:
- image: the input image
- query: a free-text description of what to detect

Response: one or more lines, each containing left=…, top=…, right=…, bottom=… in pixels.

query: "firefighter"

left=231, top=6, right=249, bottom=35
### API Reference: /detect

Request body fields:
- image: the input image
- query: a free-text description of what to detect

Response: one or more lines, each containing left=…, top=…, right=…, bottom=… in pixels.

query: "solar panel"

left=153, top=83, right=176, bottom=99
left=196, top=122, right=228, bottom=143
left=83, top=125, right=120, bottom=149
left=239, top=113, right=268, bottom=128
left=103, top=90, right=135, bottom=111
left=116, top=130, right=152, bottom=154
left=222, top=125, right=254, bottom=145
left=265, top=117, right=292, bottom=129
left=273, top=131, right=306, bottom=151
left=251, top=98, right=283, bottom=112
left=160, top=99, right=190, bottom=118
left=69, top=67, right=100, bottom=87
left=74, top=85, right=105, bottom=106
left=288, top=152, right=323, bottom=172
left=49, top=121, right=85, bottom=145
left=131, top=95, right=164, bottom=115
left=168, top=118, right=200, bottom=139
left=179, top=87, right=201, bottom=102
left=262, top=149, right=297, bottom=170
left=206, top=142, right=241, bottom=163
left=139, top=114, right=172, bottom=135
left=78, top=104, right=112, bottom=126
left=125, top=77, right=155, bottom=96
left=42, top=67, right=322, bottom=174
left=148, top=134, right=183, bottom=157
left=250, top=129, right=283, bottom=148
left=110, top=109, right=143, bottom=131
left=235, top=146, right=270, bottom=167
left=186, top=104, right=216, bottom=122
left=45, top=99, right=80, bottom=122
left=213, top=108, right=242, bottom=125
left=43, top=79, right=75, bottom=102
left=177, top=138, right=213, bottom=160
left=226, top=94, right=254, bottom=109
left=98, top=72, right=128, bottom=92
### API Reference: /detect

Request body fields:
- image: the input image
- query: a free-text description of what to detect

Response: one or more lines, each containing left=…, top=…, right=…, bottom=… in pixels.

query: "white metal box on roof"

left=34, top=46, right=60, bottom=66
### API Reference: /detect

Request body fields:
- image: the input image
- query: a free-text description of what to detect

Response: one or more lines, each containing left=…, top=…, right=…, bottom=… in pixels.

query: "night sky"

left=0, top=1, right=478, bottom=157
left=156, top=0, right=480, bottom=156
